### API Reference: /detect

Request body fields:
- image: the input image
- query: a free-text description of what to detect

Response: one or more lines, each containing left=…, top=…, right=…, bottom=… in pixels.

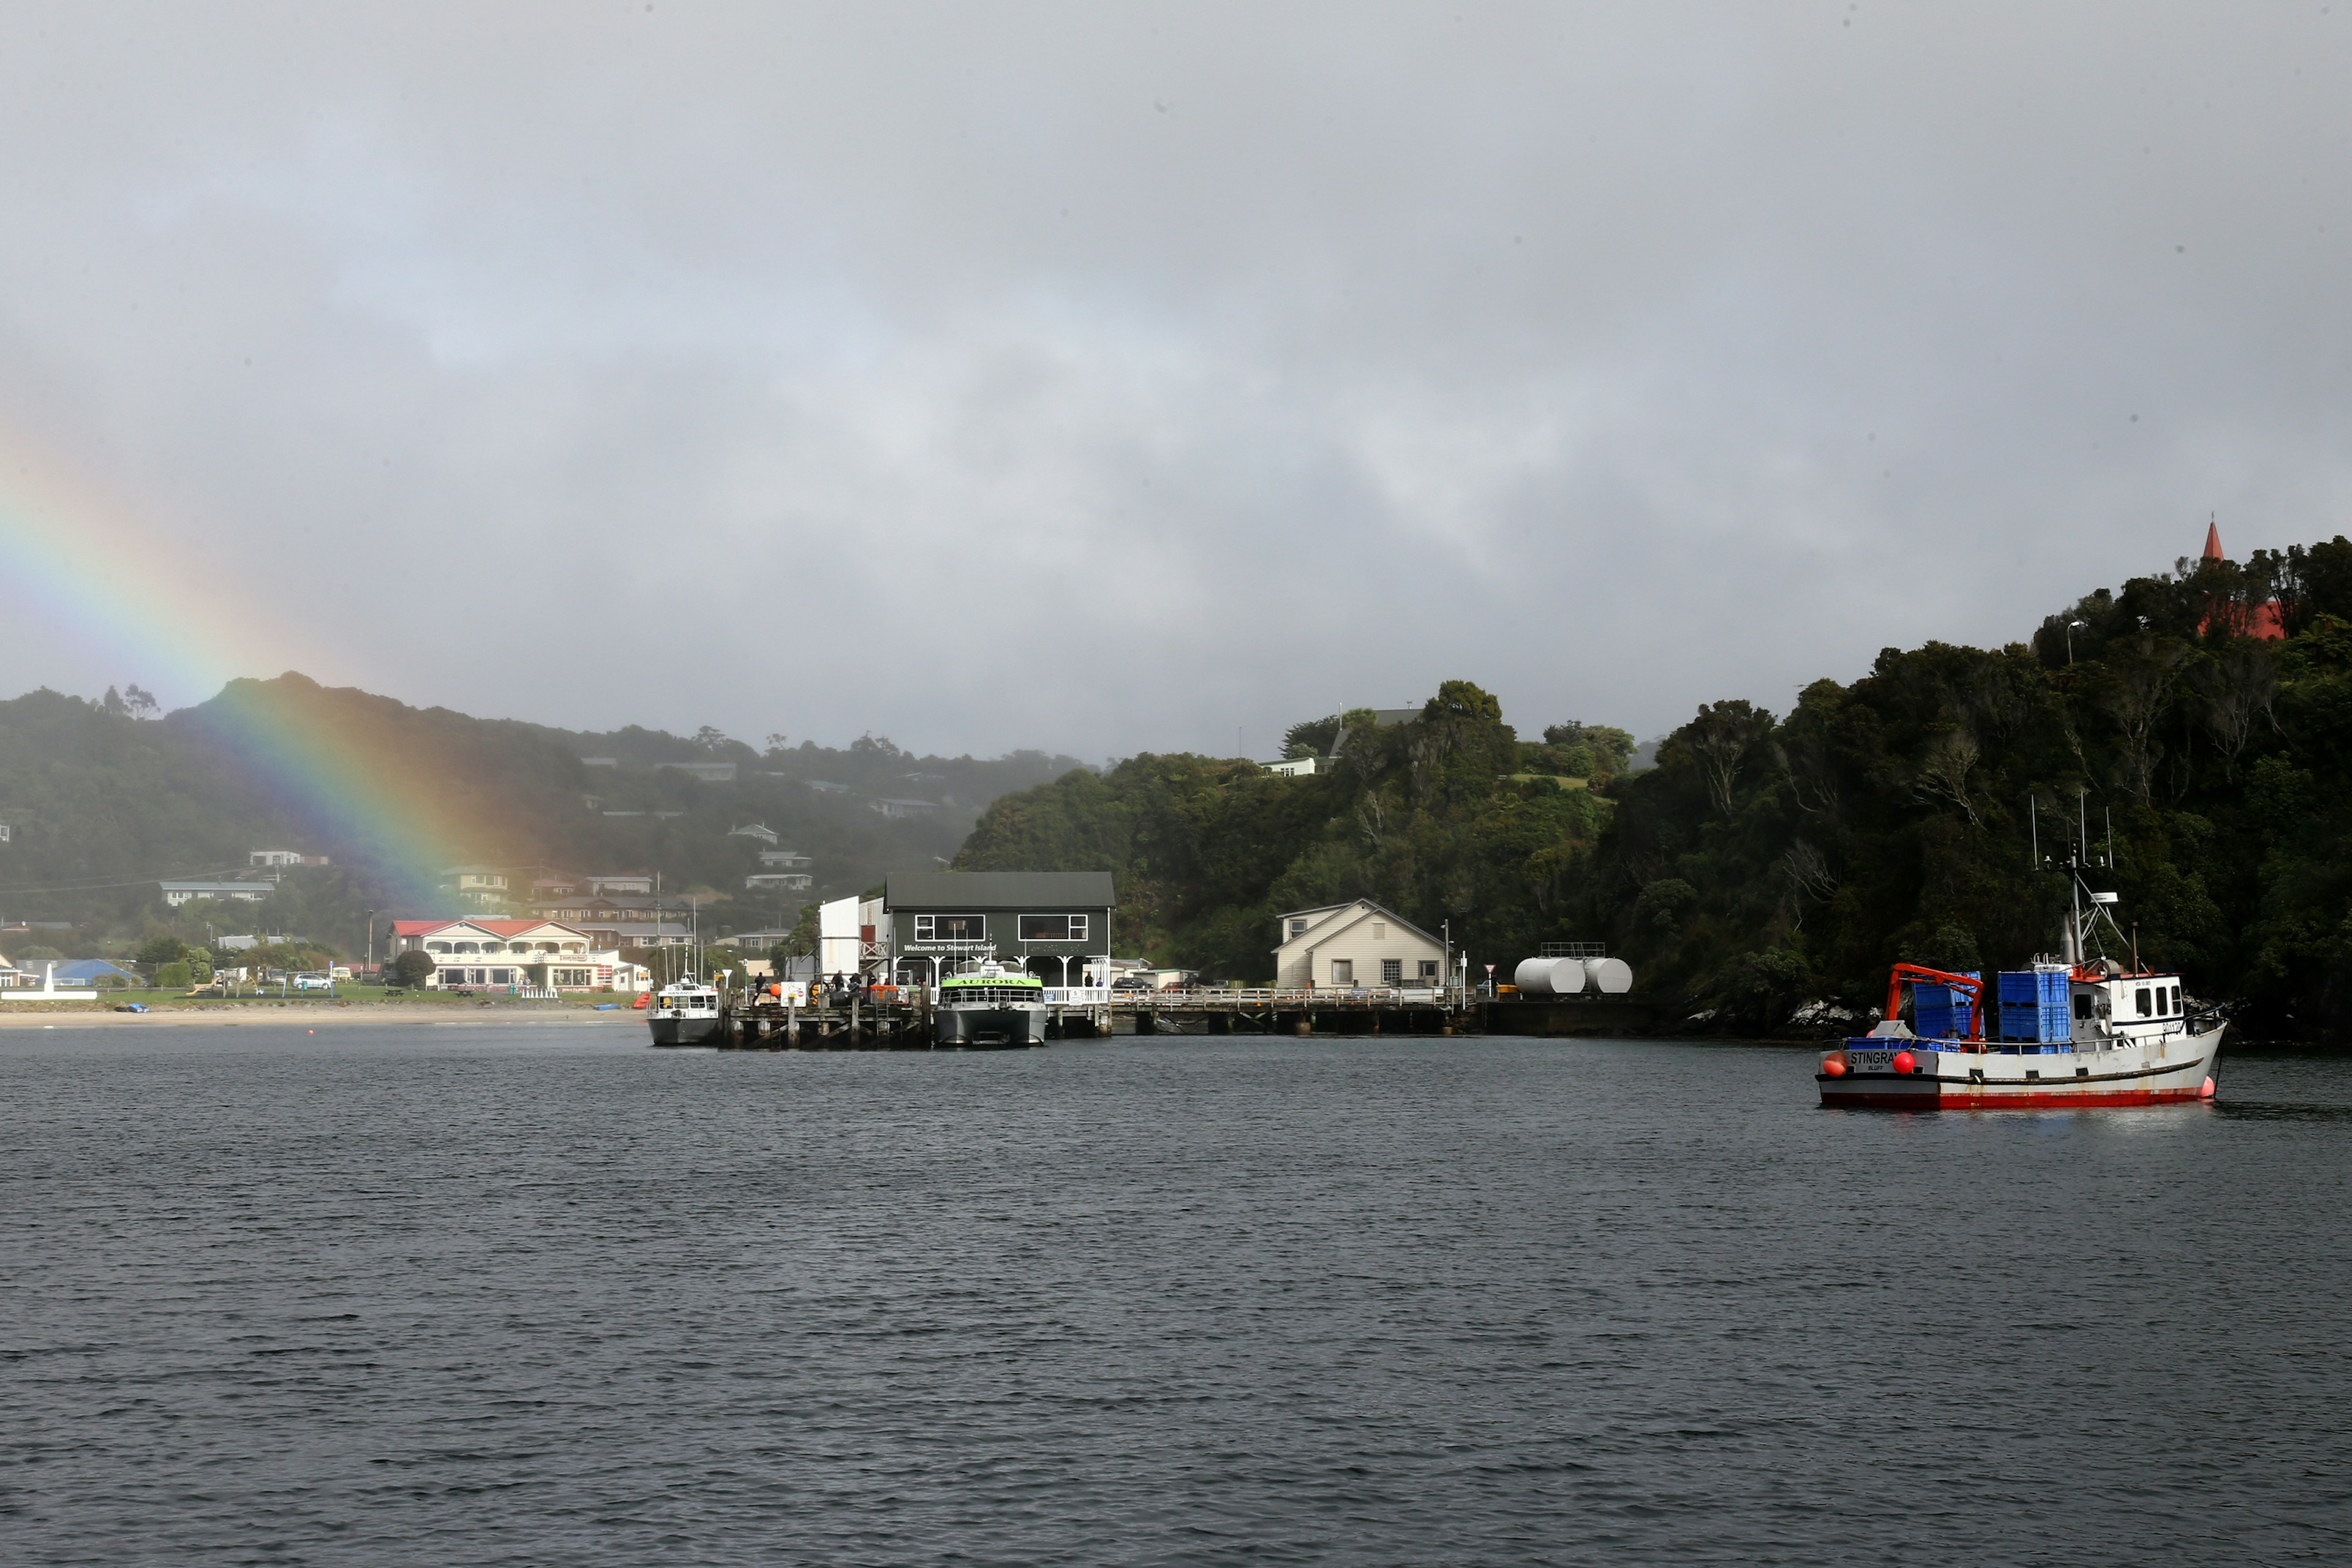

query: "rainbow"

left=0, top=434, right=466, bottom=886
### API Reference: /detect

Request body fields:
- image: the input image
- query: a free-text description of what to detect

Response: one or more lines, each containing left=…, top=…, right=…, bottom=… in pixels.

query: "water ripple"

left=3, top=1030, right=2349, bottom=1564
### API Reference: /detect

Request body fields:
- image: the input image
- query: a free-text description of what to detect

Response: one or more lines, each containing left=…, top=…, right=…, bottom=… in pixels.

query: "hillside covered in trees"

left=960, top=539, right=2352, bottom=1040
left=954, top=685, right=1631, bottom=980
left=0, top=674, right=1082, bottom=960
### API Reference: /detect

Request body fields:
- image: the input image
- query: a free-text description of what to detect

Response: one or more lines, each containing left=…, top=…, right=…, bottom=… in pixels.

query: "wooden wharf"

left=712, top=986, right=1479, bottom=1050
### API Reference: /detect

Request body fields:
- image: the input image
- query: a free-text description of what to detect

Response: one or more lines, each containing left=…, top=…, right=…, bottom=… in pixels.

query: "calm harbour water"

left=4, top=1023, right=2350, bottom=1566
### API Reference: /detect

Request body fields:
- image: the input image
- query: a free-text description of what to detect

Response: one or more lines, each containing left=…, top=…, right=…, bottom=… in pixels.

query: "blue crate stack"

left=1912, top=972, right=1980, bottom=1039
left=1997, top=968, right=2073, bottom=1050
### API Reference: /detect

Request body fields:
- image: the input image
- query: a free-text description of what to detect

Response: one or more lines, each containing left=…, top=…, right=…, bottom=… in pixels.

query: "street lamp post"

left=2065, top=619, right=2087, bottom=665
left=365, top=908, right=375, bottom=976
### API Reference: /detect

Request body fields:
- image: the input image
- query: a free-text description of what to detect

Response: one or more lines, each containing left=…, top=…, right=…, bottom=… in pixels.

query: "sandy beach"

left=0, top=1001, right=644, bottom=1028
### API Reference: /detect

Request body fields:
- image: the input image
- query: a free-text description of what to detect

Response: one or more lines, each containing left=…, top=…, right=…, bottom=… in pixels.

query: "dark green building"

left=884, top=871, right=1115, bottom=989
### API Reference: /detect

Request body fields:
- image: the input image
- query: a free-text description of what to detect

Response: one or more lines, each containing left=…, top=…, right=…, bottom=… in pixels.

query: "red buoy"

left=2200, top=1076, right=2217, bottom=1099
left=1891, top=1050, right=1917, bottom=1076
left=1822, top=1054, right=1847, bottom=1077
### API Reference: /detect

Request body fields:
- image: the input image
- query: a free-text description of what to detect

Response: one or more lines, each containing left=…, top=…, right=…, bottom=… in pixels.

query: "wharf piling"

left=711, top=987, right=1480, bottom=1049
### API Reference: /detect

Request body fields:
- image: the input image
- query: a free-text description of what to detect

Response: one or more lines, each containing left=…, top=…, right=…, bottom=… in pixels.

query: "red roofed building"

left=388, top=918, right=636, bottom=992
left=2197, top=522, right=2287, bottom=640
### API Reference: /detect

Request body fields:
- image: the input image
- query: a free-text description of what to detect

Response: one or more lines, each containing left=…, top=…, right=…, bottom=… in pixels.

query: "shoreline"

left=0, top=1001, right=643, bottom=1028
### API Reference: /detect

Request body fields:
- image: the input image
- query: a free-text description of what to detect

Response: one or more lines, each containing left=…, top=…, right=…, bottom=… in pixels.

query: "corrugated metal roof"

left=885, top=871, right=1115, bottom=909
left=51, top=959, right=141, bottom=981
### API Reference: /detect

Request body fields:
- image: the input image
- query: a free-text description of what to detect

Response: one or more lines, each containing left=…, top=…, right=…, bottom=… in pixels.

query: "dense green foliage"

left=388, top=949, right=436, bottom=988
left=957, top=681, right=1611, bottom=978
left=1590, top=539, right=2352, bottom=1037
left=961, top=541, right=2352, bottom=1038
left=0, top=674, right=1083, bottom=962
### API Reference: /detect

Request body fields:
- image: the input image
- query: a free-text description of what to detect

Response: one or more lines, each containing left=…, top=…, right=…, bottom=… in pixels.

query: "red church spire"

left=2203, top=516, right=2224, bottom=562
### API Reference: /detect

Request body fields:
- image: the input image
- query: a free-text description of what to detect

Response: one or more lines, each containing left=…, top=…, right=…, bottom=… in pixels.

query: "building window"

left=1330, top=959, right=1354, bottom=984
left=1372, top=922, right=1387, bottom=940
left=914, top=914, right=985, bottom=941
left=491, top=968, right=513, bottom=985
left=1382, top=959, right=1402, bottom=984
left=427, top=941, right=451, bottom=952
left=1289, top=919, right=1307, bottom=937
left=1419, top=960, right=1439, bottom=980
left=1017, top=914, right=1088, bottom=942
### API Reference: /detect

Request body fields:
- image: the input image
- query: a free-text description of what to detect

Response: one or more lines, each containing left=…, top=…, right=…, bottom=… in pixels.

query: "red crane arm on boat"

left=1886, top=963, right=1985, bottom=1041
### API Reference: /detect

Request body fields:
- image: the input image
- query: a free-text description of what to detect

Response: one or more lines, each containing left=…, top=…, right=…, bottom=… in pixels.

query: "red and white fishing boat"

left=1819, top=841, right=2225, bottom=1109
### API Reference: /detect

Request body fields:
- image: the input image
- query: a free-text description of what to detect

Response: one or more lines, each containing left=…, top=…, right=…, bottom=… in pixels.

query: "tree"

left=137, top=934, right=189, bottom=971
left=2098, top=634, right=2192, bottom=803
left=1680, top=700, right=1775, bottom=818
left=2193, top=643, right=2279, bottom=776
left=1283, top=715, right=1342, bottom=760
left=124, top=684, right=160, bottom=719
left=388, top=950, right=436, bottom=987
left=1912, top=725, right=1984, bottom=828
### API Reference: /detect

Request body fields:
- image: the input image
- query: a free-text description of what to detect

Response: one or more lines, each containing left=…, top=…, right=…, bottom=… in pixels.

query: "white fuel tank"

left=1584, top=957, right=1634, bottom=993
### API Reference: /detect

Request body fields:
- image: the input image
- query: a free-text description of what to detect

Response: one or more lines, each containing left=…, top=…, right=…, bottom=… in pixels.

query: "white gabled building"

left=1273, top=900, right=1446, bottom=992
left=389, top=918, right=623, bottom=991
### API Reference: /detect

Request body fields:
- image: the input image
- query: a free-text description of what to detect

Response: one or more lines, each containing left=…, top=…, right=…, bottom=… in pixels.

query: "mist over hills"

left=0, top=674, right=1085, bottom=957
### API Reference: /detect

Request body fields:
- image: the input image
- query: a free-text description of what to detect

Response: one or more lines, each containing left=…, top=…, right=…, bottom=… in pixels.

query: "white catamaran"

left=933, top=957, right=1047, bottom=1049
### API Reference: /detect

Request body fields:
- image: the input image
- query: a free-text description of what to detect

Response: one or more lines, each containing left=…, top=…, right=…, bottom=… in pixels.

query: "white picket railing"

left=1042, top=986, right=1458, bottom=1006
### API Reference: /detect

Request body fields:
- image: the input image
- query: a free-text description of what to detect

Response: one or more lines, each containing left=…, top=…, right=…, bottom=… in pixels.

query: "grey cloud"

left=2, top=3, right=2349, bottom=757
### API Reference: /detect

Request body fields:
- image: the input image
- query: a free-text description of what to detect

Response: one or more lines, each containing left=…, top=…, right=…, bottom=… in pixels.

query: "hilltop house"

left=439, top=866, right=509, bottom=907
left=2196, top=521, right=2289, bottom=639
left=1273, top=900, right=1445, bottom=991
left=657, top=760, right=737, bottom=783
left=250, top=848, right=330, bottom=868
left=159, top=879, right=276, bottom=907
left=523, top=891, right=693, bottom=949
left=728, top=823, right=780, bottom=845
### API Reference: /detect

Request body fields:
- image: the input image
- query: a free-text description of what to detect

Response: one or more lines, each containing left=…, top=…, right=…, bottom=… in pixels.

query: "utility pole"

left=365, top=908, right=375, bottom=975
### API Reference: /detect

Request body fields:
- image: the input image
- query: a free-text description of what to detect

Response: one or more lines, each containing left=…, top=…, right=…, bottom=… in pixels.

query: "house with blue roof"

left=50, top=959, right=141, bottom=986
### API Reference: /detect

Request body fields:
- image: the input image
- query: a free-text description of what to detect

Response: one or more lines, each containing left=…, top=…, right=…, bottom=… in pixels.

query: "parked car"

left=290, top=972, right=334, bottom=992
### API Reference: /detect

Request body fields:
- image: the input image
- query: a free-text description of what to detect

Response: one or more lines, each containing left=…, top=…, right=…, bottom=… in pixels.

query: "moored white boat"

left=648, top=980, right=725, bottom=1046
left=934, top=957, right=1046, bottom=1049
left=1819, top=825, right=2225, bottom=1109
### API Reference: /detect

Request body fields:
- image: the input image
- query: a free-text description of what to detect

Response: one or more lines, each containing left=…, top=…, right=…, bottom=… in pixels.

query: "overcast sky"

left=4, top=3, right=2349, bottom=760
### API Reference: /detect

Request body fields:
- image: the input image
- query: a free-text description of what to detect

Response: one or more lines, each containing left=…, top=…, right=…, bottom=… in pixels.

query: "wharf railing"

left=1060, top=986, right=1463, bottom=1008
